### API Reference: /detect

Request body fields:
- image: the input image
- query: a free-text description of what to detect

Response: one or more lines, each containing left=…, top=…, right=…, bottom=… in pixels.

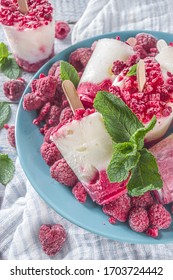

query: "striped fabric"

left=1, top=0, right=173, bottom=260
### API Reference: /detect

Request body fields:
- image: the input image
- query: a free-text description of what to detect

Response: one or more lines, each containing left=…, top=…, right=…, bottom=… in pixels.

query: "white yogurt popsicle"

left=77, top=38, right=135, bottom=107
left=0, top=0, right=55, bottom=72
left=51, top=81, right=128, bottom=205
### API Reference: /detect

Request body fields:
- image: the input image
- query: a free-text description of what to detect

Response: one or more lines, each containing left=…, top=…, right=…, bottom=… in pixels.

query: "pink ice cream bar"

left=77, top=38, right=134, bottom=108
left=0, top=0, right=55, bottom=72
left=51, top=110, right=128, bottom=205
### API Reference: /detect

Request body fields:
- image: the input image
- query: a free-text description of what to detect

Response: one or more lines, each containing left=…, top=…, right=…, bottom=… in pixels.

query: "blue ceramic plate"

left=16, top=30, right=173, bottom=244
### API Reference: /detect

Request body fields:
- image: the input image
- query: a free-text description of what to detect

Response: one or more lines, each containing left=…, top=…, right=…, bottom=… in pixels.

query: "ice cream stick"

left=17, top=0, right=29, bottom=14
left=137, top=59, right=146, bottom=92
left=62, top=80, right=84, bottom=114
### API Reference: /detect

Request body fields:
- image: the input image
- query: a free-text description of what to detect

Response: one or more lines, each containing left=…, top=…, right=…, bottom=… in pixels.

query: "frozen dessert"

left=149, top=133, right=173, bottom=204
left=51, top=110, right=128, bottom=205
left=77, top=38, right=134, bottom=107
left=0, top=0, right=55, bottom=72
left=111, top=57, right=173, bottom=142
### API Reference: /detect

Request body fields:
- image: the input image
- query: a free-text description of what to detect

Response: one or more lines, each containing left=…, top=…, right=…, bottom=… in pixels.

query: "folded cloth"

left=72, top=0, right=173, bottom=43
left=1, top=0, right=173, bottom=260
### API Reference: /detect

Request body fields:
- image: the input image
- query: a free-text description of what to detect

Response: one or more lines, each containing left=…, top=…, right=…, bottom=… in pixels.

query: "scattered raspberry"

left=69, top=48, right=93, bottom=72
left=111, top=60, right=126, bottom=75
left=55, top=21, right=70, bottom=40
left=23, top=92, right=44, bottom=111
left=39, top=224, right=66, bottom=256
left=44, top=127, right=56, bottom=143
left=48, top=61, right=60, bottom=76
left=40, top=142, right=61, bottom=166
left=108, top=216, right=117, bottom=224
left=45, top=104, right=61, bottom=127
left=50, top=158, right=78, bottom=187
left=34, top=75, right=58, bottom=102
left=102, top=193, right=131, bottom=222
left=131, top=191, right=155, bottom=209
left=148, top=204, right=172, bottom=229
left=145, top=227, right=159, bottom=238
left=4, top=125, right=16, bottom=147
left=135, top=33, right=157, bottom=52
left=33, top=102, right=51, bottom=125
left=3, top=78, right=26, bottom=101
left=126, top=54, right=140, bottom=66
left=133, top=45, right=147, bottom=59
left=128, top=207, right=149, bottom=232
left=59, top=106, right=73, bottom=124
left=72, top=182, right=87, bottom=203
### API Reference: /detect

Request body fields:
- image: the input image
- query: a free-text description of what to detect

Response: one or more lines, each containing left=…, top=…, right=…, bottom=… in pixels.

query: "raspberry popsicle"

left=51, top=80, right=128, bottom=205
left=111, top=58, right=173, bottom=143
left=77, top=38, right=135, bottom=107
left=0, top=0, right=55, bottom=72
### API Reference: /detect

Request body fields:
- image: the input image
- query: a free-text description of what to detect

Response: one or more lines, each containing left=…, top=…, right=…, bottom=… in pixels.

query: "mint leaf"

left=127, top=148, right=162, bottom=196
left=0, top=102, right=11, bottom=129
left=127, top=64, right=137, bottom=76
left=1, top=57, right=21, bottom=79
left=0, top=42, right=9, bottom=59
left=94, top=91, right=144, bottom=143
left=0, top=154, right=15, bottom=185
left=130, top=116, right=157, bottom=150
left=60, top=61, right=80, bottom=88
left=107, top=142, right=140, bottom=182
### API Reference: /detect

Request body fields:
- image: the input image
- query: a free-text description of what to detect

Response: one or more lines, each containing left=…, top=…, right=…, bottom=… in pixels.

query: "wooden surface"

left=0, top=0, right=89, bottom=163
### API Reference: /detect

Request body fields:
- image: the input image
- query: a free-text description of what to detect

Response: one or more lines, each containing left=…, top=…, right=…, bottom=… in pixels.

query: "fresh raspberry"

left=148, top=204, right=172, bottom=229
left=48, top=61, right=60, bottom=76
left=131, top=191, right=155, bottom=209
left=128, top=207, right=149, bottom=232
left=72, top=182, right=87, bottom=203
left=126, top=54, right=140, bottom=67
left=102, top=193, right=131, bottom=222
left=44, top=127, right=56, bottom=143
left=4, top=125, right=16, bottom=147
left=111, top=60, right=126, bottom=75
left=50, top=158, right=78, bottom=187
left=34, top=75, right=58, bottom=102
left=45, top=104, right=61, bottom=127
left=133, top=45, right=147, bottom=59
left=33, top=102, right=51, bottom=125
left=59, top=106, right=73, bottom=124
left=135, top=33, right=157, bottom=52
left=145, top=227, right=159, bottom=238
left=40, top=142, right=62, bottom=166
left=55, top=21, right=71, bottom=40
left=108, top=217, right=117, bottom=224
left=69, top=48, right=93, bottom=72
left=39, top=224, right=66, bottom=256
left=23, top=92, right=44, bottom=111
left=3, top=78, right=26, bottom=101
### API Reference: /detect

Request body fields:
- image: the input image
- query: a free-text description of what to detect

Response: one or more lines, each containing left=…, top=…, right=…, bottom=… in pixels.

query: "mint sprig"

left=0, top=42, right=21, bottom=79
left=94, top=91, right=162, bottom=196
left=127, top=64, right=137, bottom=76
left=0, top=102, right=11, bottom=128
left=0, top=154, right=15, bottom=186
left=60, top=61, right=80, bottom=88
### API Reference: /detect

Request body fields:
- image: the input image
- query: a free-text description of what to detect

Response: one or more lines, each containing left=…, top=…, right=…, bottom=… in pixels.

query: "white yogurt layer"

left=79, top=38, right=134, bottom=84
left=51, top=112, right=113, bottom=184
left=3, top=20, right=55, bottom=63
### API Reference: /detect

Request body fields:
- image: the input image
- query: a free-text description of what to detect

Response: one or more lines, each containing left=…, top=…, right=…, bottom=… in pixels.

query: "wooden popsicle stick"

left=126, top=37, right=137, bottom=47
left=157, top=39, right=167, bottom=52
left=62, top=80, right=84, bottom=114
left=137, top=59, right=146, bottom=92
left=17, top=0, right=29, bottom=14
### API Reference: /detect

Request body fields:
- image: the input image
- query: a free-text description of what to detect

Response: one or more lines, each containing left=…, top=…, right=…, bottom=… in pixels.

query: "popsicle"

left=111, top=57, right=173, bottom=143
left=0, top=0, right=55, bottom=72
left=51, top=80, right=128, bottom=205
left=149, top=133, right=173, bottom=204
left=77, top=38, right=135, bottom=108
